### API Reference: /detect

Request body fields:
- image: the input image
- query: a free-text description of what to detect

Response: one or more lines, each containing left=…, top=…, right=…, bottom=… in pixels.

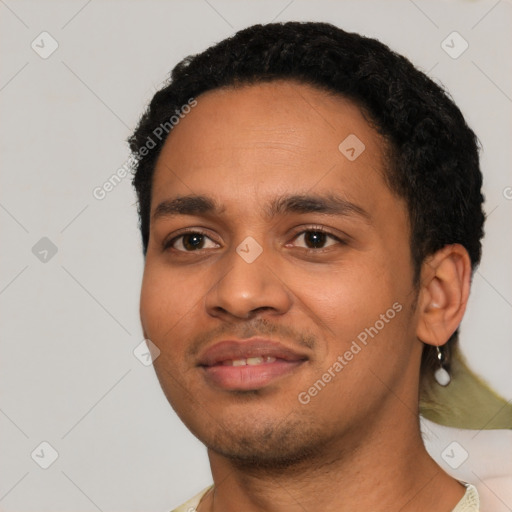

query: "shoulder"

left=451, top=483, right=479, bottom=512
left=170, top=486, right=212, bottom=512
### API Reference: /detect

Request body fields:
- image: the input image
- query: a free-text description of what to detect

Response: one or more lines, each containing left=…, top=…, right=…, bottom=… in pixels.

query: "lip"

left=197, top=338, right=309, bottom=391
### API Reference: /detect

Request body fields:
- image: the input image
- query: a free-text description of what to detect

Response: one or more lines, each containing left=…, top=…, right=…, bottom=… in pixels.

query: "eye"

left=166, top=231, right=219, bottom=252
left=290, top=229, right=342, bottom=250
left=164, top=228, right=343, bottom=253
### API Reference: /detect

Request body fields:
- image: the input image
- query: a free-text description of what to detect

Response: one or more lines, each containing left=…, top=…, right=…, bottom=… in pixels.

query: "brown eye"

left=182, top=233, right=205, bottom=250
left=304, top=231, right=327, bottom=248
left=168, top=232, right=218, bottom=252
left=292, top=230, right=339, bottom=250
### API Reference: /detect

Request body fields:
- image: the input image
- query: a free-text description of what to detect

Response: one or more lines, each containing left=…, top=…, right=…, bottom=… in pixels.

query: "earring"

left=434, top=346, right=451, bottom=386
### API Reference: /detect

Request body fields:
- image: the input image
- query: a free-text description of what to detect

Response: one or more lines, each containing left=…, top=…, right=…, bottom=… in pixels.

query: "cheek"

left=139, top=262, right=203, bottom=348
left=286, top=259, right=396, bottom=328
left=284, top=257, right=411, bottom=369
left=139, top=263, right=205, bottom=407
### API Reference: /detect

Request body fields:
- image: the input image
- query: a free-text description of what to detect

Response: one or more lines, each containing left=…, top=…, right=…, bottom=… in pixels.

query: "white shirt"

left=170, top=482, right=480, bottom=511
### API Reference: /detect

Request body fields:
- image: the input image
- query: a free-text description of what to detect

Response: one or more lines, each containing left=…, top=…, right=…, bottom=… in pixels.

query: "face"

left=140, top=81, right=421, bottom=467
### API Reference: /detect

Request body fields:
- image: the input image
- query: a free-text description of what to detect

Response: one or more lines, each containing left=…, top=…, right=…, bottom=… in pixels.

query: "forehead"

left=151, top=80, right=391, bottom=216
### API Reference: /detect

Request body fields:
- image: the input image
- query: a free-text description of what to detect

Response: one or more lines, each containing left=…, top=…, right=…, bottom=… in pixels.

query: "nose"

left=204, top=239, right=293, bottom=320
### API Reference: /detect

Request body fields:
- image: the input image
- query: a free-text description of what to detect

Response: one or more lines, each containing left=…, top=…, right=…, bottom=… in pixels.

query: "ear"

left=416, top=244, right=472, bottom=347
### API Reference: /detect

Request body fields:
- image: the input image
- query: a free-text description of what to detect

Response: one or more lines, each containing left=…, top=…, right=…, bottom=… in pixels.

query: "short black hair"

left=129, top=21, right=485, bottom=383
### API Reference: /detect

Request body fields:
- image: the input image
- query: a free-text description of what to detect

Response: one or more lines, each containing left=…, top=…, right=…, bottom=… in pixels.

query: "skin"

left=140, top=81, right=472, bottom=512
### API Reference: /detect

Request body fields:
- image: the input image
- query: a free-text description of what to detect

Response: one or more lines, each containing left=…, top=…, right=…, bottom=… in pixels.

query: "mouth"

left=197, top=338, right=309, bottom=391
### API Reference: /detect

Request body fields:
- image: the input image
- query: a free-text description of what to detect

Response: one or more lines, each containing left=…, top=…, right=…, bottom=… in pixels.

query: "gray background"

left=1, top=0, right=511, bottom=510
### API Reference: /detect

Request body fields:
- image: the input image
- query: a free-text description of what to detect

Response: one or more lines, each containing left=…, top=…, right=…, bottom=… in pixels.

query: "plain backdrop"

left=0, top=0, right=511, bottom=511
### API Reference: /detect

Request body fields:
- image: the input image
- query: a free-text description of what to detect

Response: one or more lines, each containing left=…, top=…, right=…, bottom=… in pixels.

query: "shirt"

left=170, top=482, right=479, bottom=511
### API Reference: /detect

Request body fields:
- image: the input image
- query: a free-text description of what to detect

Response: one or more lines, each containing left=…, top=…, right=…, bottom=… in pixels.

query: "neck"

left=199, top=412, right=465, bottom=512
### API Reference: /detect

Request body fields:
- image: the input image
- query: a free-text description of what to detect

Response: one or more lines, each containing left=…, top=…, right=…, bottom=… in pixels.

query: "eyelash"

left=163, top=226, right=345, bottom=253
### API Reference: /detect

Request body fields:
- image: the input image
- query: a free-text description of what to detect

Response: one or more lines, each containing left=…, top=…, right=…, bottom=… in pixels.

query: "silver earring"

left=434, top=346, right=451, bottom=386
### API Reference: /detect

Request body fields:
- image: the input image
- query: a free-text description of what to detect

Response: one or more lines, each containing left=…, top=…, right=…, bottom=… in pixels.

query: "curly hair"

left=128, top=21, right=485, bottom=384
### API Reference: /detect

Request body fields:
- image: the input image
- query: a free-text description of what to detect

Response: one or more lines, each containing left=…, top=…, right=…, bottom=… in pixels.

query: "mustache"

left=186, top=317, right=316, bottom=360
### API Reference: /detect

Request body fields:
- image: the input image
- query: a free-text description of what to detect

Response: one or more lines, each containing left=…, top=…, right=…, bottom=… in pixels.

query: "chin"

left=198, top=413, right=331, bottom=471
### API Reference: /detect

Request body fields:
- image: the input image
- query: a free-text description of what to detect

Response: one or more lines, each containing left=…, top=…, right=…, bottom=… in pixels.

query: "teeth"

left=247, top=357, right=264, bottom=365
left=222, top=356, right=278, bottom=366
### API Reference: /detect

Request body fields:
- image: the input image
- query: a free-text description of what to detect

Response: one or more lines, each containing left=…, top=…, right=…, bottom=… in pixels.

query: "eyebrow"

left=152, top=193, right=372, bottom=224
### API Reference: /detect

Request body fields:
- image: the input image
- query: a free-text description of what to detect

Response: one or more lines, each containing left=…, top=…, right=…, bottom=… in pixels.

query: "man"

left=129, top=22, right=487, bottom=511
